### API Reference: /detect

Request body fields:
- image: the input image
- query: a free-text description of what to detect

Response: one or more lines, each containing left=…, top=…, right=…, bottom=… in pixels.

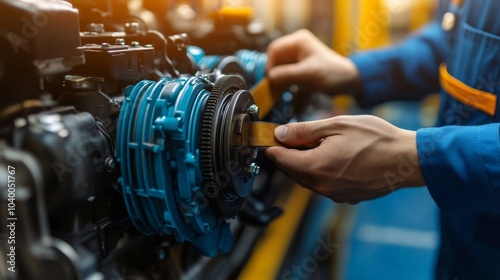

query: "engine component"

left=234, top=49, right=268, bottom=85
left=73, top=43, right=155, bottom=81
left=116, top=74, right=259, bottom=256
left=80, top=27, right=195, bottom=78
left=0, top=0, right=84, bottom=76
left=12, top=109, right=111, bottom=225
left=0, top=0, right=288, bottom=278
left=193, top=48, right=267, bottom=87
left=0, top=145, right=103, bottom=280
left=200, top=75, right=259, bottom=218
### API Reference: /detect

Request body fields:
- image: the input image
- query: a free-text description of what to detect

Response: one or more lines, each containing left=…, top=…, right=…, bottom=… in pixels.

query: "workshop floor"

left=339, top=101, right=440, bottom=280
left=339, top=187, right=439, bottom=280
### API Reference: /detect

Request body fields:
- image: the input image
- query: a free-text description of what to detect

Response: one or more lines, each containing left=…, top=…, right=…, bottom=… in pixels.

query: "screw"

left=247, top=162, right=260, bottom=177
left=115, top=38, right=125, bottom=45
left=101, top=42, right=110, bottom=49
left=130, top=41, right=140, bottom=47
left=247, top=104, right=259, bottom=116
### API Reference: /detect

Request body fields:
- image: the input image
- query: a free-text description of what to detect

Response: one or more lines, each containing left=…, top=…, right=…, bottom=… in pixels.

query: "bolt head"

left=248, top=104, right=259, bottom=116
left=88, top=23, right=104, bottom=33
left=115, top=38, right=125, bottom=45
left=125, top=22, right=140, bottom=34
left=247, top=162, right=260, bottom=177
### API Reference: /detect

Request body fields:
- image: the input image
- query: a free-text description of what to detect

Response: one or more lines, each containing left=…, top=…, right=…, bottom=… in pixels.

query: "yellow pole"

left=331, top=0, right=355, bottom=55
left=356, top=0, right=391, bottom=50
left=238, top=185, right=313, bottom=280
left=409, top=0, right=437, bottom=32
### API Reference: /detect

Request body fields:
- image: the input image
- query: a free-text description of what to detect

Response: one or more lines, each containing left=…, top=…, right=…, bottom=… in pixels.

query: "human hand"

left=265, top=115, right=425, bottom=204
left=266, top=29, right=361, bottom=95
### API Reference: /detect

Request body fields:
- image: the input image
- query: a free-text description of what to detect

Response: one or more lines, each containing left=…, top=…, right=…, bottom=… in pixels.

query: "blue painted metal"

left=234, top=49, right=267, bottom=85
left=193, top=49, right=268, bottom=87
left=187, top=46, right=205, bottom=65
left=116, top=76, right=233, bottom=256
left=197, top=54, right=222, bottom=72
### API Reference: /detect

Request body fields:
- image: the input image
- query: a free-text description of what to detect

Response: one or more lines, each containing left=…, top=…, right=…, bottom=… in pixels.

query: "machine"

left=0, top=0, right=292, bottom=279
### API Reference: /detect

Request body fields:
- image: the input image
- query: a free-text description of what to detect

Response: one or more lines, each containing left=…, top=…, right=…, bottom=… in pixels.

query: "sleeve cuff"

left=417, top=124, right=500, bottom=214
left=350, top=51, right=391, bottom=108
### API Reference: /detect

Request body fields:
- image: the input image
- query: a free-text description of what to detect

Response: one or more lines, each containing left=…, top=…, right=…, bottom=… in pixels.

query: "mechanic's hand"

left=265, top=115, right=425, bottom=204
left=266, top=29, right=361, bottom=95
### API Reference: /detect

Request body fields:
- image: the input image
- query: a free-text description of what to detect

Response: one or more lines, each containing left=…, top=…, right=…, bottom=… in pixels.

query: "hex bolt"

left=125, top=22, right=140, bottom=34
left=115, top=38, right=125, bottom=45
left=247, top=162, right=261, bottom=177
left=88, top=23, right=104, bottom=33
left=247, top=104, right=259, bottom=116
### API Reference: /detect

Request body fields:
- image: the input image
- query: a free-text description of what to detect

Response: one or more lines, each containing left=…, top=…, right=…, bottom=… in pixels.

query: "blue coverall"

left=350, top=0, right=500, bottom=278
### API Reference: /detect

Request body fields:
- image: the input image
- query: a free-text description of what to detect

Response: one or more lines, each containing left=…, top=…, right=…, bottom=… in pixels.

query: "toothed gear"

left=200, top=75, right=259, bottom=217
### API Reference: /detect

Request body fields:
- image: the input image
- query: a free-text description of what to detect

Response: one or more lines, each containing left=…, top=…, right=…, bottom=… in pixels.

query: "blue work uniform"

left=351, top=0, right=500, bottom=278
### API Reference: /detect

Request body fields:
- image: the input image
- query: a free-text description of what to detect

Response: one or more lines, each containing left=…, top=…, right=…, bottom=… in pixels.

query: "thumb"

left=274, top=119, right=337, bottom=147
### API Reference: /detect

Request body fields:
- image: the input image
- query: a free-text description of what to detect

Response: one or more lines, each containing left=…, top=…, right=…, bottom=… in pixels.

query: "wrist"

left=333, top=58, right=362, bottom=96
left=396, top=130, right=425, bottom=189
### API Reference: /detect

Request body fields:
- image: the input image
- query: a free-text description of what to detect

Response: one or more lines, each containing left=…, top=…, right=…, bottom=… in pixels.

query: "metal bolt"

left=101, top=42, right=110, bottom=49
left=156, top=248, right=166, bottom=261
left=247, top=162, right=260, bottom=177
left=115, top=38, right=125, bottom=45
left=130, top=41, right=140, bottom=47
left=247, top=104, right=259, bottom=116
left=39, top=114, right=62, bottom=125
left=57, top=129, right=69, bottom=138
left=14, top=118, right=27, bottom=128
left=125, top=22, right=140, bottom=34
left=88, top=23, right=104, bottom=33
left=104, top=157, right=115, bottom=173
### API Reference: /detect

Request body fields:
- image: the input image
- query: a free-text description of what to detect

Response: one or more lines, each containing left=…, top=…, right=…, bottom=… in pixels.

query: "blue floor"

left=341, top=101, right=440, bottom=280
left=341, top=188, right=439, bottom=280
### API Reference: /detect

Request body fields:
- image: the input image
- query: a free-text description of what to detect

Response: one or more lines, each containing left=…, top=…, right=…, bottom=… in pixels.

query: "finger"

left=266, top=62, right=309, bottom=86
left=266, top=29, right=313, bottom=71
left=274, top=118, right=339, bottom=147
left=265, top=146, right=314, bottom=175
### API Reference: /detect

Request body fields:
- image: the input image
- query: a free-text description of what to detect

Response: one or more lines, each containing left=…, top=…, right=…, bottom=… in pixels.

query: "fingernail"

left=275, top=125, right=288, bottom=140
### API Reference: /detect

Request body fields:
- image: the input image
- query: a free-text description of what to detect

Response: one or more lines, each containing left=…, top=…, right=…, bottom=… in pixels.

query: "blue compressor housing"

left=116, top=76, right=233, bottom=256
